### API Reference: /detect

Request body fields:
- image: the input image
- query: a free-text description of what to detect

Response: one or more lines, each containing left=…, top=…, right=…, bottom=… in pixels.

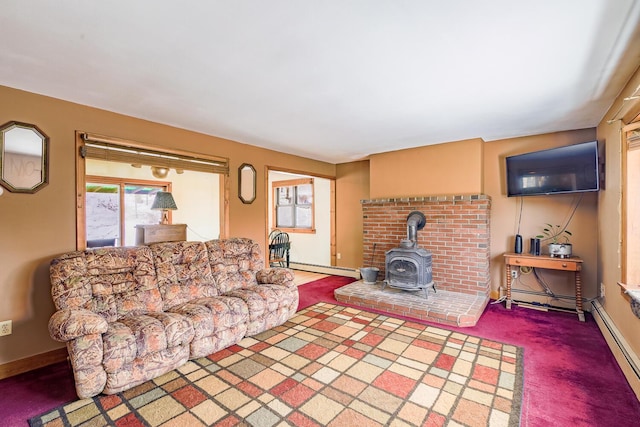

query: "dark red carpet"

left=2, top=275, right=639, bottom=426
left=297, top=275, right=358, bottom=309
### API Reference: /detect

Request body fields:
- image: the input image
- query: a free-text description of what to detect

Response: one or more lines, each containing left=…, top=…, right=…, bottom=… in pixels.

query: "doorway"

left=267, top=169, right=336, bottom=268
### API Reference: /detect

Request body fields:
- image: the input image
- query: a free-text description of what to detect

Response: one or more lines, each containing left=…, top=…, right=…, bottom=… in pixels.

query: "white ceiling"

left=1, top=1, right=640, bottom=163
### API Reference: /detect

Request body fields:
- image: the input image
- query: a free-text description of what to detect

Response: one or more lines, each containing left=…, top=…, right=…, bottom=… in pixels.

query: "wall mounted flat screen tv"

left=506, top=140, right=600, bottom=197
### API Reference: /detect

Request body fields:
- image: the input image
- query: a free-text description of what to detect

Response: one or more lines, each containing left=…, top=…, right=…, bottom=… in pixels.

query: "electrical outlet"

left=600, top=282, right=606, bottom=298
left=0, top=320, right=11, bottom=336
left=337, top=253, right=341, bottom=260
left=511, top=270, right=518, bottom=279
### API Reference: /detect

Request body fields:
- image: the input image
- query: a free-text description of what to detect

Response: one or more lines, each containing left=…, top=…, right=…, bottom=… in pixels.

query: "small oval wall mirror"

left=238, top=163, right=256, bottom=204
left=0, top=121, right=49, bottom=193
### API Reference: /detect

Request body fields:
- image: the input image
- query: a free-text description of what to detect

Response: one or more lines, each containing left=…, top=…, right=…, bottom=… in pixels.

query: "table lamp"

left=151, top=191, right=177, bottom=224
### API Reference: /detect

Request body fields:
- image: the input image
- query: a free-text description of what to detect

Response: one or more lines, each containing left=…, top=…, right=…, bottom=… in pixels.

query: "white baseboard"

left=591, top=299, right=640, bottom=400
left=289, top=262, right=360, bottom=278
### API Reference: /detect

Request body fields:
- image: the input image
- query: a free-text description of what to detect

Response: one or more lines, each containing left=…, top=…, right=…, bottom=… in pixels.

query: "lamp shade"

left=151, top=191, right=178, bottom=210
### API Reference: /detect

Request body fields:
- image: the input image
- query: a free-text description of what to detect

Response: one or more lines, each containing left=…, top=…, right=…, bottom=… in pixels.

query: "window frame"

left=272, top=177, right=315, bottom=234
left=623, top=121, right=640, bottom=284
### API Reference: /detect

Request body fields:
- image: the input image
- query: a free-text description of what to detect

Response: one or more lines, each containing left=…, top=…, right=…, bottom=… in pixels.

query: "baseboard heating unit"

left=591, top=299, right=640, bottom=400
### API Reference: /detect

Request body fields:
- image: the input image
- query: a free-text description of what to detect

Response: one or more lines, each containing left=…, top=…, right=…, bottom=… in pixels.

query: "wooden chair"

left=269, top=229, right=282, bottom=241
left=269, top=231, right=290, bottom=267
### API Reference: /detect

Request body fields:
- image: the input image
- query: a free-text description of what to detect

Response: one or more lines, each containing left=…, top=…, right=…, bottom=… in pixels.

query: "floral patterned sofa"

left=48, top=238, right=298, bottom=399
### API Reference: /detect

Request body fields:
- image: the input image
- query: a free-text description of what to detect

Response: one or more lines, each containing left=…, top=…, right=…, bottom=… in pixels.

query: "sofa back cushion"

left=150, top=241, right=218, bottom=309
left=205, top=238, right=262, bottom=293
left=50, top=246, right=163, bottom=322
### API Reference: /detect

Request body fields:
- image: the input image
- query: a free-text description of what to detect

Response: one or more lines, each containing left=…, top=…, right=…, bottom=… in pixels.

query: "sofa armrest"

left=48, top=308, right=109, bottom=342
left=256, top=268, right=295, bottom=288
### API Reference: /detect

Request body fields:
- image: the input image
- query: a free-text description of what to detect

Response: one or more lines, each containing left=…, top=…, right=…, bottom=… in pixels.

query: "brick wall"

left=361, top=195, right=491, bottom=296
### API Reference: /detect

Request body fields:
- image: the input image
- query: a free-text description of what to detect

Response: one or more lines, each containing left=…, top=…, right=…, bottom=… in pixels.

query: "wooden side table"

left=503, top=252, right=585, bottom=321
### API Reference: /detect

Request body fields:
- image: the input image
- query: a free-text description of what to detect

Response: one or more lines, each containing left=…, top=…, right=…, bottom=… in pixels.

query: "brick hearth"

left=350, top=194, right=491, bottom=326
left=334, top=281, right=489, bottom=327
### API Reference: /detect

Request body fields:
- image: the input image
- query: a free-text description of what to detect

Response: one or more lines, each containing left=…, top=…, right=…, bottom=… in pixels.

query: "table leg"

left=506, top=263, right=512, bottom=309
left=576, top=270, right=585, bottom=322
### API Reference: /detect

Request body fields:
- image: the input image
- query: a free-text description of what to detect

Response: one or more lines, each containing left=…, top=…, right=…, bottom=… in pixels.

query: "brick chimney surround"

left=334, top=194, right=491, bottom=327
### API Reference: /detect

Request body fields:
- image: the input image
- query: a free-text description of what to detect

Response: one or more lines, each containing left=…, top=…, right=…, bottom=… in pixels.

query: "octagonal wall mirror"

left=0, top=121, right=49, bottom=193
left=238, top=163, right=256, bottom=204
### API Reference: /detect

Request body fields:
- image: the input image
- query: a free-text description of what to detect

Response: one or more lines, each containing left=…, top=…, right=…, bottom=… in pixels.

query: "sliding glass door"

left=86, top=177, right=167, bottom=246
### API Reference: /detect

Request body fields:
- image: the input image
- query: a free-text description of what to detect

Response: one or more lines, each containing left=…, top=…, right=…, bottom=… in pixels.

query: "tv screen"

left=506, top=141, right=600, bottom=197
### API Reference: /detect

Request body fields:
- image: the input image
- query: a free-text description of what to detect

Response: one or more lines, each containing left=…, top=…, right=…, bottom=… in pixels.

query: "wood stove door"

left=386, top=257, right=419, bottom=286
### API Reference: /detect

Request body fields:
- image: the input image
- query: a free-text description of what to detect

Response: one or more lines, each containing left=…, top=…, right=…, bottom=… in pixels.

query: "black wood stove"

left=383, top=211, right=436, bottom=298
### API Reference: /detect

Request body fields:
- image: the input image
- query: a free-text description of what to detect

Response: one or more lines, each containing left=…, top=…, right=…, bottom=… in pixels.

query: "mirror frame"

left=0, top=121, right=49, bottom=193
left=238, top=163, right=256, bottom=204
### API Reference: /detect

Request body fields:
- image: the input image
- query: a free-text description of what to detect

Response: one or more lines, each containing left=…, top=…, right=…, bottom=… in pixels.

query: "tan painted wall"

left=484, top=130, right=599, bottom=305
left=597, top=65, right=640, bottom=360
left=369, top=138, right=483, bottom=198
left=0, top=85, right=335, bottom=365
left=335, top=161, right=370, bottom=268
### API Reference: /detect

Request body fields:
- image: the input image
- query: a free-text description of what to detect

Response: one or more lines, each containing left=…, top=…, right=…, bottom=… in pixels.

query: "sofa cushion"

left=102, top=312, right=194, bottom=373
left=167, top=296, right=248, bottom=340
left=205, top=238, right=263, bottom=293
left=50, top=246, right=163, bottom=323
left=104, top=346, right=190, bottom=395
left=189, top=326, right=248, bottom=359
left=167, top=296, right=250, bottom=359
left=225, top=284, right=298, bottom=336
left=102, top=322, right=137, bottom=373
left=150, top=241, right=218, bottom=309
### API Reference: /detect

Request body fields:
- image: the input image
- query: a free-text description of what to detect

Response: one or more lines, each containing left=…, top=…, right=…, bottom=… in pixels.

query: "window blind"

left=80, top=133, right=229, bottom=175
left=628, top=129, right=640, bottom=151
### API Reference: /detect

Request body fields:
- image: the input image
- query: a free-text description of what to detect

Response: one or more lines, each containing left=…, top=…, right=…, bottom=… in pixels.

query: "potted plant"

left=536, top=223, right=572, bottom=258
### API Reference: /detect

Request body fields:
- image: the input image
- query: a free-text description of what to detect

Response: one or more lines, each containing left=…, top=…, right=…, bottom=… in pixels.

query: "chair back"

left=269, top=231, right=290, bottom=267
left=269, top=229, right=282, bottom=240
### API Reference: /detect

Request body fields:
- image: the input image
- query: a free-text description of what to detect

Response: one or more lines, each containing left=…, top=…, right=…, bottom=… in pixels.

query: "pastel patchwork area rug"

left=30, top=303, right=523, bottom=427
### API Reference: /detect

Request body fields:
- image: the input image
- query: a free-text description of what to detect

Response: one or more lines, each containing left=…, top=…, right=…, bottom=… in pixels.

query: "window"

left=76, top=131, right=230, bottom=249
left=624, top=124, right=640, bottom=283
left=86, top=176, right=169, bottom=246
left=273, top=178, right=315, bottom=232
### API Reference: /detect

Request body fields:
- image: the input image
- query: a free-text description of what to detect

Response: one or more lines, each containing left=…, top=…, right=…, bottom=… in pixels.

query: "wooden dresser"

left=135, top=224, right=187, bottom=245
